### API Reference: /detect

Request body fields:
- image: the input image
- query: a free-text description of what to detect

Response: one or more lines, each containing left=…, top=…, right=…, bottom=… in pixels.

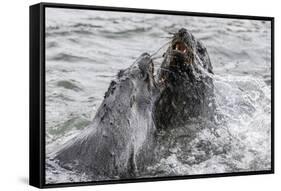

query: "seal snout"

left=169, top=28, right=195, bottom=65
left=171, top=28, right=192, bottom=55
left=138, top=52, right=154, bottom=75
left=174, top=28, right=188, bottom=51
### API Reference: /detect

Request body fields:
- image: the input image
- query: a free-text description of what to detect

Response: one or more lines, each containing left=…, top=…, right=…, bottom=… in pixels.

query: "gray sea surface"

left=45, top=8, right=271, bottom=183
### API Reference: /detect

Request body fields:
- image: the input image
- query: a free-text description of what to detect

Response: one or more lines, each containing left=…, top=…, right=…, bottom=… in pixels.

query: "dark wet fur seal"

left=153, top=28, right=216, bottom=130
left=50, top=53, right=157, bottom=180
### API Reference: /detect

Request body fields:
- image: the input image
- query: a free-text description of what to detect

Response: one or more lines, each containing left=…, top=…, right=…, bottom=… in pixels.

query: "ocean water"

left=45, top=8, right=271, bottom=183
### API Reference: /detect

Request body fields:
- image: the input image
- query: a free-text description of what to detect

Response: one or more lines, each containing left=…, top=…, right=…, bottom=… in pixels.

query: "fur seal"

left=153, top=28, right=216, bottom=130
left=50, top=53, right=157, bottom=180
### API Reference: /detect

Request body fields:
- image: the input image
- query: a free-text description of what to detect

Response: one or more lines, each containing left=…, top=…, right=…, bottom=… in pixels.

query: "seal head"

left=154, top=28, right=216, bottom=130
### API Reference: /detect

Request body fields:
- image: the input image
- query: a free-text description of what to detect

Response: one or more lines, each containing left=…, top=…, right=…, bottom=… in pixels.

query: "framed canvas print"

left=29, top=2, right=274, bottom=188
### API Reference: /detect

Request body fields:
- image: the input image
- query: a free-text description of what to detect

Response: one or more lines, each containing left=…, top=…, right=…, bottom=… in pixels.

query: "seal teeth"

left=176, top=44, right=180, bottom=51
left=174, top=42, right=187, bottom=53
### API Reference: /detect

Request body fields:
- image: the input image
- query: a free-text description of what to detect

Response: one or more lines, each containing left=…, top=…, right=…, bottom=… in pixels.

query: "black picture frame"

left=30, top=2, right=274, bottom=189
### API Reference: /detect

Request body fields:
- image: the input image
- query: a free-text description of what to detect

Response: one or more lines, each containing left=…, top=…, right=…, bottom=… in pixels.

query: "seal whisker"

left=151, top=55, right=163, bottom=60
left=150, top=40, right=171, bottom=58
left=153, top=61, right=162, bottom=66
left=158, top=67, right=174, bottom=74
left=167, top=31, right=176, bottom=35
left=194, top=53, right=232, bottom=95
left=159, top=36, right=174, bottom=39
left=130, top=54, right=148, bottom=67
left=194, top=53, right=215, bottom=79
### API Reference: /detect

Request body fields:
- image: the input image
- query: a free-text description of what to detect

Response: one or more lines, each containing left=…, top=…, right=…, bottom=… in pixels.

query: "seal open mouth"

left=172, top=41, right=188, bottom=54
left=169, top=39, right=193, bottom=67
left=169, top=38, right=194, bottom=66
